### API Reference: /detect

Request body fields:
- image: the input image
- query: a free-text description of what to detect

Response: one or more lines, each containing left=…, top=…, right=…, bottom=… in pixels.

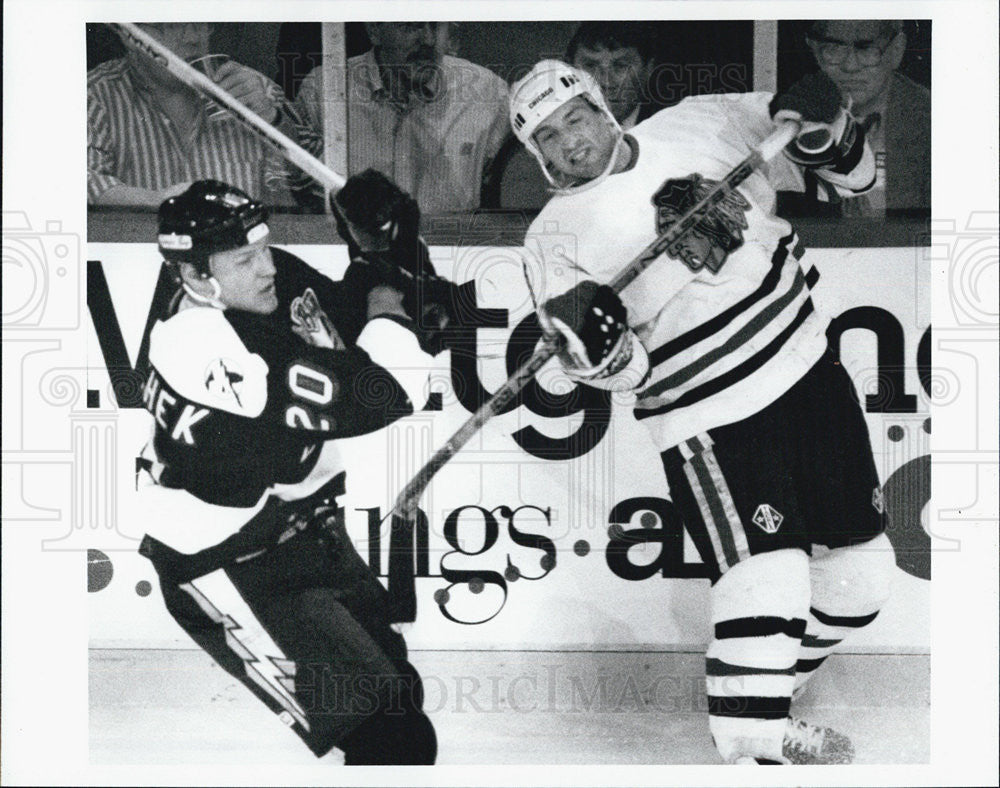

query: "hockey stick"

left=110, top=23, right=346, bottom=192
left=115, top=23, right=418, bottom=622
left=386, top=120, right=800, bottom=622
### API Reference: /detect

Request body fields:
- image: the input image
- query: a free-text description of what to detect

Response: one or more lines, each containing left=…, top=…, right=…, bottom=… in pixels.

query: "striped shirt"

left=87, top=58, right=305, bottom=204
left=523, top=93, right=872, bottom=450
left=295, top=50, right=509, bottom=213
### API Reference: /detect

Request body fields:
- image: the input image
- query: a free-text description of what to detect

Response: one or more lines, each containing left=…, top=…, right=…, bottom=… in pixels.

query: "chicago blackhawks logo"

left=653, top=174, right=751, bottom=273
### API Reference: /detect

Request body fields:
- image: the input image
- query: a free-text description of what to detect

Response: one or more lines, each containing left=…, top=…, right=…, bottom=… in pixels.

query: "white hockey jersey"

left=523, top=92, right=874, bottom=451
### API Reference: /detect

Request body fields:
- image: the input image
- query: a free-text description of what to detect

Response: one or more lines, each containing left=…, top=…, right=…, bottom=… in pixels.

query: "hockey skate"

left=782, top=716, right=855, bottom=764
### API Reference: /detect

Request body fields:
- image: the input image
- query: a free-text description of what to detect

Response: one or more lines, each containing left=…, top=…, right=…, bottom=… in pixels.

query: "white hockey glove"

left=769, top=72, right=867, bottom=175
left=539, top=281, right=649, bottom=390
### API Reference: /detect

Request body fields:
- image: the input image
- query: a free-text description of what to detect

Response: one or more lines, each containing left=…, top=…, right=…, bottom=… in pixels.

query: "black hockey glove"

left=770, top=72, right=866, bottom=174
left=331, top=168, right=436, bottom=281
left=540, top=281, right=628, bottom=370
left=332, top=170, right=466, bottom=355
left=341, top=252, right=463, bottom=356
left=406, top=274, right=464, bottom=356
left=341, top=250, right=416, bottom=298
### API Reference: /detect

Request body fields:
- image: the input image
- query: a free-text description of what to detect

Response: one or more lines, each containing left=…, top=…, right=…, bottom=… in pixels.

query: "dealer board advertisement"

left=80, top=241, right=932, bottom=650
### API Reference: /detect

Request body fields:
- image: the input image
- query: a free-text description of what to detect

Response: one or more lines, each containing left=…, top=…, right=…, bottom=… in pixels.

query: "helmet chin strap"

left=181, top=275, right=227, bottom=310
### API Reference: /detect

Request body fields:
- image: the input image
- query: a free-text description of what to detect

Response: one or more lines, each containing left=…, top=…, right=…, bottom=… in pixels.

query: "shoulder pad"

left=149, top=307, right=269, bottom=418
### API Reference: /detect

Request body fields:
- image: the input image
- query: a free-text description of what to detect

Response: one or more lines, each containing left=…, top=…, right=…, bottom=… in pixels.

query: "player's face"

left=810, top=21, right=903, bottom=114
left=209, top=235, right=278, bottom=314
left=572, top=45, right=650, bottom=123
left=370, top=22, right=444, bottom=87
left=533, top=96, right=619, bottom=183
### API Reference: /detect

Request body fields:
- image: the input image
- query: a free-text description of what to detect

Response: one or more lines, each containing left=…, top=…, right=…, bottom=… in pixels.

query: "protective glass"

left=186, top=54, right=233, bottom=119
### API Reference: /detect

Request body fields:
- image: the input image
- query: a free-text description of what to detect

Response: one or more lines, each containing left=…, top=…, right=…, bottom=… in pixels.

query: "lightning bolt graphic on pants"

left=181, top=571, right=311, bottom=731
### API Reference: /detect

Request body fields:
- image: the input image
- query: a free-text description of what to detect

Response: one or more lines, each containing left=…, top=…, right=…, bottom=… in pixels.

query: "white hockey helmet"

left=509, top=60, right=623, bottom=190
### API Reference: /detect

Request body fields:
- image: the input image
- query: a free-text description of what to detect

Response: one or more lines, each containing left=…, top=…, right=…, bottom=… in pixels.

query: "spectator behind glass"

left=805, top=20, right=930, bottom=216
left=88, top=23, right=314, bottom=208
left=295, top=22, right=510, bottom=214
left=489, top=21, right=661, bottom=210
left=565, top=22, right=658, bottom=130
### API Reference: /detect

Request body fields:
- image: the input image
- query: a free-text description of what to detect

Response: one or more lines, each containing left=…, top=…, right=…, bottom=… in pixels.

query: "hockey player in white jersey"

left=136, top=176, right=458, bottom=764
left=510, top=61, right=896, bottom=764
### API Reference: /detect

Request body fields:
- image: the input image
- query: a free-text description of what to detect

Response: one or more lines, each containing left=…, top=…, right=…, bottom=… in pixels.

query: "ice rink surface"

left=90, top=648, right=928, bottom=765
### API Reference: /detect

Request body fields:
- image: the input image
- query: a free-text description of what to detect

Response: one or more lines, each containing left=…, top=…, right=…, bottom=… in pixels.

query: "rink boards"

left=80, top=241, right=935, bottom=651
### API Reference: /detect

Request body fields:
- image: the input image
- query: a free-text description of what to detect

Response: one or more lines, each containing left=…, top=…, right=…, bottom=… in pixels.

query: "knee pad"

left=708, top=549, right=811, bottom=674
left=711, top=548, right=811, bottom=624
left=809, top=533, right=895, bottom=616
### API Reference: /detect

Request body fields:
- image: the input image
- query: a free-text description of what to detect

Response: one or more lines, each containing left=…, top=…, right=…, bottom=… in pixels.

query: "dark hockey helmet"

left=157, top=180, right=269, bottom=274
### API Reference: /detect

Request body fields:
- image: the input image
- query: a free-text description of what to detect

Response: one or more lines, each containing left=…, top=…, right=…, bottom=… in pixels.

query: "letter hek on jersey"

left=653, top=174, right=751, bottom=274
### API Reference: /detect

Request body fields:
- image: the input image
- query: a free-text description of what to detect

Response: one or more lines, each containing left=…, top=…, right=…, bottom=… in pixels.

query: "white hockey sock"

left=706, top=549, right=810, bottom=763
left=795, top=533, right=895, bottom=692
left=794, top=606, right=880, bottom=690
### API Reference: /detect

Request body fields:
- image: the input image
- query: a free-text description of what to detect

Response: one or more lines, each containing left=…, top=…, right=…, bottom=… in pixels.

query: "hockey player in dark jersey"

left=136, top=177, right=454, bottom=764
left=509, top=62, right=896, bottom=764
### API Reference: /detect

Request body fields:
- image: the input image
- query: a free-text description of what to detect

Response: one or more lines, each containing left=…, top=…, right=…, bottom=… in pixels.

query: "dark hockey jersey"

left=139, top=248, right=435, bottom=509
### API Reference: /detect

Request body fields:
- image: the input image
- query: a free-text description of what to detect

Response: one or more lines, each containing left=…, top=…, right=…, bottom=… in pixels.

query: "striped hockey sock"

left=795, top=534, right=894, bottom=692
left=795, top=606, right=879, bottom=690
left=705, top=548, right=810, bottom=763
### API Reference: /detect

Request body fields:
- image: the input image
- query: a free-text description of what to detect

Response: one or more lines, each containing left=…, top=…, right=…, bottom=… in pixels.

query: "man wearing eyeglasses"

left=806, top=20, right=930, bottom=216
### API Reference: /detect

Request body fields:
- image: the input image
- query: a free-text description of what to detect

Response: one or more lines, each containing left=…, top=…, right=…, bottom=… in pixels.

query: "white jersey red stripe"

left=634, top=232, right=816, bottom=417
left=522, top=93, right=861, bottom=450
